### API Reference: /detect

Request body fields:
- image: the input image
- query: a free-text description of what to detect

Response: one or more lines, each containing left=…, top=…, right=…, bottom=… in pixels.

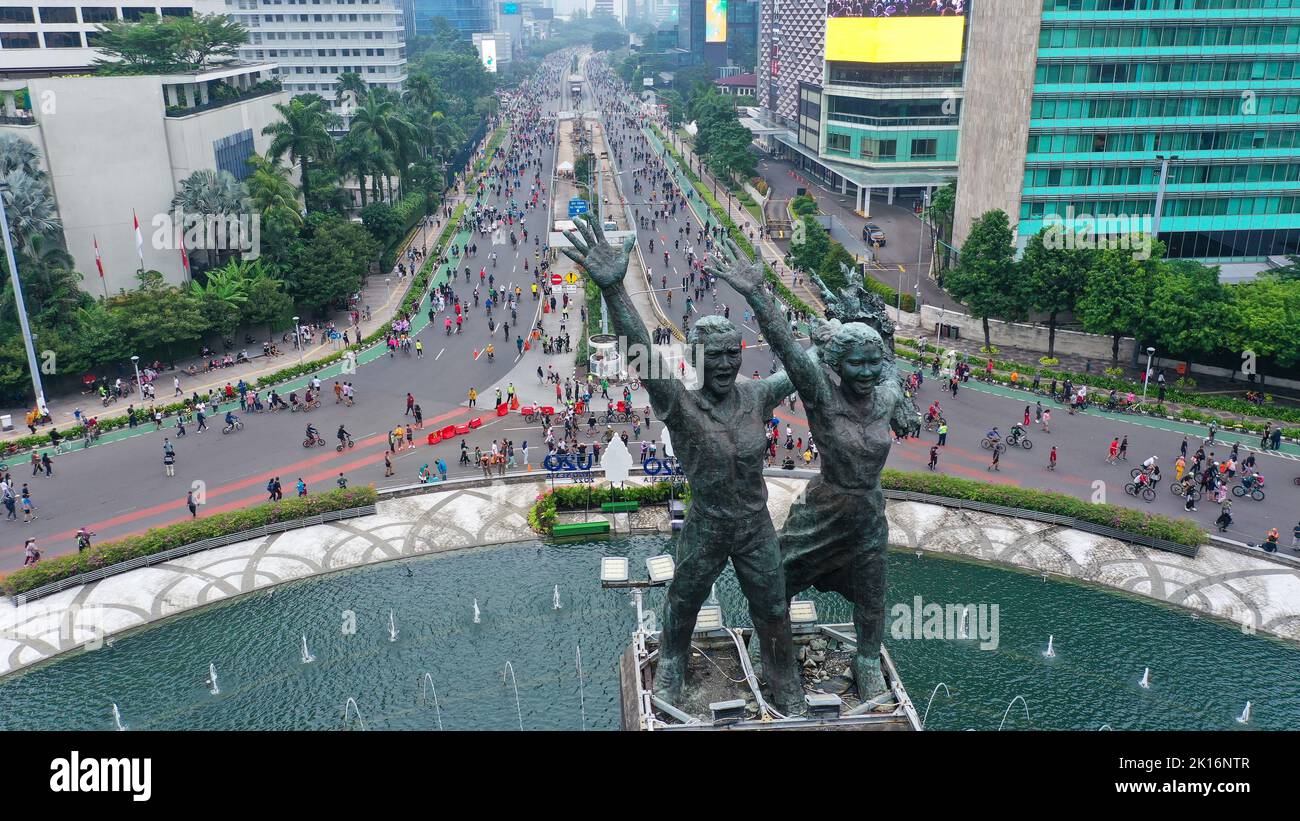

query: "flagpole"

left=93, top=235, right=109, bottom=299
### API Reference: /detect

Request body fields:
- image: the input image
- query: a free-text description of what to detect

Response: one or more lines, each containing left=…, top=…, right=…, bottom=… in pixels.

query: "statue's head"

left=813, top=320, right=887, bottom=398
left=688, top=315, right=743, bottom=397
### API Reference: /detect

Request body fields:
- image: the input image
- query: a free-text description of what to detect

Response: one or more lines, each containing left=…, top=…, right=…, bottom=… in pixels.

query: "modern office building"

left=752, top=0, right=960, bottom=214
left=198, top=0, right=406, bottom=116
left=405, top=0, right=490, bottom=37
left=676, top=0, right=744, bottom=65
left=0, top=62, right=290, bottom=292
left=0, top=1, right=196, bottom=77
left=955, top=0, right=1300, bottom=260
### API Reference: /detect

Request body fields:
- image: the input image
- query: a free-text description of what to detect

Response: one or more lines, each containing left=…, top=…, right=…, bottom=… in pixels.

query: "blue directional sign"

left=568, top=198, right=590, bottom=218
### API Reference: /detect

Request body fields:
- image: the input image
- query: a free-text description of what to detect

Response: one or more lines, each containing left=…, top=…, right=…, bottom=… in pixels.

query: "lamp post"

left=1142, top=346, right=1156, bottom=402
left=0, top=180, right=49, bottom=418
left=131, top=355, right=143, bottom=401
left=292, top=315, right=302, bottom=364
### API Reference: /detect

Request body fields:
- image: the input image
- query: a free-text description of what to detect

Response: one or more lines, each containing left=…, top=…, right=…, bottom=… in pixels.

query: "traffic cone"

left=510, top=395, right=520, bottom=410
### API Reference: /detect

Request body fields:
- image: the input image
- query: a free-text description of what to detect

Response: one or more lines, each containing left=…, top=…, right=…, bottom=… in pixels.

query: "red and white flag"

left=93, top=235, right=105, bottom=279
left=179, top=231, right=190, bottom=278
left=133, top=210, right=144, bottom=267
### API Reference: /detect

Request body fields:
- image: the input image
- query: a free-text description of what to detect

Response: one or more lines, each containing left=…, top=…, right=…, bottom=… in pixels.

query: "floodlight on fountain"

left=693, top=604, right=724, bottom=632
left=600, top=556, right=629, bottom=583
left=805, top=693, right=842, bottom=719
left=708, top=699, right=746, bottom=726
left=789, top=600, right=818, bottom=624
left=645, top=554, right=676, bottom=583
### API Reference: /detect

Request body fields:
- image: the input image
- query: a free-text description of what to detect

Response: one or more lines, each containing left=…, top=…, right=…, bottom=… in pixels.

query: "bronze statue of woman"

left=709, top=241, right=914, bottom=697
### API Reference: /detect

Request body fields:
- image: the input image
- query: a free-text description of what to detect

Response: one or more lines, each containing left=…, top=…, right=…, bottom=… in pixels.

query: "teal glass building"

left=957, top=0, right=1300, bottom=261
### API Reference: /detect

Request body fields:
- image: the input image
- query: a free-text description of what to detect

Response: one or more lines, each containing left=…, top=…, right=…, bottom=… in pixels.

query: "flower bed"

left=529, top=481, right=687, bottom=534
left=1, top=487, right=379, bottom=596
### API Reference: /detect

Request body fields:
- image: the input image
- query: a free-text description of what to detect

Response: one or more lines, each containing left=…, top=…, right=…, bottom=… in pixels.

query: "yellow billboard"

left=825, top=16, right=965, bottom=63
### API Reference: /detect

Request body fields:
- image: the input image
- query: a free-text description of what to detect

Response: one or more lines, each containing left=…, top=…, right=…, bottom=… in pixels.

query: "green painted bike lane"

left=935, top=373, right=1300, bottom=460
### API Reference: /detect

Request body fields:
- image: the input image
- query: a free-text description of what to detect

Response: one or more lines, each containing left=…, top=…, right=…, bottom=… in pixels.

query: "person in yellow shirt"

left=1010, top=370, right=1019, bottom=386
left=468, top=387, right=478, bottom=407
left=1175, top=455, right=1185, bottom=482
left=802, top=449, right=813, bottom=465
left=394, top=425, right=406, bottom=451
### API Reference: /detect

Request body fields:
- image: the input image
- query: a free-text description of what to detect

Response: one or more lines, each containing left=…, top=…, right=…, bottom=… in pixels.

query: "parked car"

left=862, top=223, right=886, bottom=246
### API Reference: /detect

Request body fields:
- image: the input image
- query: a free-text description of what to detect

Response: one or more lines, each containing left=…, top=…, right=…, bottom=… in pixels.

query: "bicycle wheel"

left=994, top=443, right=1006, bottom=454
left=1188, top=489, right=1201, bottom=502
left=1141, top=487, right=1156, bottom=502
left=1232, top=485, right=1245, bottom=497
left=1251, top=489, right=1265, bottom=501
left=1131, top=468, right=1144, bottom=479
left=1020, top=438, right=1033, bottom=450
left=1170, top=482, right=1185, bottom=497
left=1124, top=483, right=1137, bottom=496
left=980, top=438, right=992, bottom=450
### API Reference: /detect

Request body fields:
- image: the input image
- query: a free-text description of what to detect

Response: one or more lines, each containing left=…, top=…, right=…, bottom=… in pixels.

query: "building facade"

left=0, top=63, right=290, bottom=292
left=955, top=0, right=1300, bottom=260
left=405, top=0, right=489, bottom=37
left=0, top=1, right=196, bottom=76
left=200, top=0, right=407, bottom=115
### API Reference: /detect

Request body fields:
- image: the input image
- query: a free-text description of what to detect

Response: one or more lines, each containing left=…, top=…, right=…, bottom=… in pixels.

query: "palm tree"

left=1, top=169, right=61, bottom=250
left=0, top=132, right=43, bottom=177
left=401, top=72, right=440, bottom=115
left=171, top=169, right=249, bottom=269
left=348, top=92, right=418, bottom=201
left=245, top=154, right=301, bottom=224
left=334, top=71, right=368, bottom=119
left=336, top=130, right=397, bottom=209
left=262, top=94, right=336, bottom=212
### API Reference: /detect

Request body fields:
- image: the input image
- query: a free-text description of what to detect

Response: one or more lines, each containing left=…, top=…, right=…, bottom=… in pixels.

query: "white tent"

left=556, top=160, right=575, bottom=173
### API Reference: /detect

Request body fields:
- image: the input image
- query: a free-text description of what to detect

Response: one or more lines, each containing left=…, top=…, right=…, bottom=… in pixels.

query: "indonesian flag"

left=133, top=210, right=144, bottom=266
left=93, top=235, right=105, bottom=279
left=179, top=231, right=190, bottom=278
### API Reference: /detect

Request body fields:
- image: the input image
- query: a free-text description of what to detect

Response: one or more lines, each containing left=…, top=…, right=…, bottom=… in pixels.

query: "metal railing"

left=10, top=504, right=377, bottom=604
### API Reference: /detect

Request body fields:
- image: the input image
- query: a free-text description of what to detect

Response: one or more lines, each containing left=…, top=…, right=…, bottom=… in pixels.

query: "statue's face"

left=701, top=335, right=743, bottom=396
left=839, top=342, right=884, bottom=397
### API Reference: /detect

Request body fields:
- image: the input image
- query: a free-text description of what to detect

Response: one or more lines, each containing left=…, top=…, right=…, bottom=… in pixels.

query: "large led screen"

left=826, top=0, right=965, bottom=63
left=705, top=0, right=727, bottom=43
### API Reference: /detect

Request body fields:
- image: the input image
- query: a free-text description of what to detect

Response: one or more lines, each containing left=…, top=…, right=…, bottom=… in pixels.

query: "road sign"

left=551, top=273, right=563, bottom=285
left=565, top=271, right=579, bottom=284
left=568, top=198, right=590, bottom=218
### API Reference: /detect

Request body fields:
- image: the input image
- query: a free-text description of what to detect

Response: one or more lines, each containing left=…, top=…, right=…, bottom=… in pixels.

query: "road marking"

left=436, top=348, right=445, bottom=360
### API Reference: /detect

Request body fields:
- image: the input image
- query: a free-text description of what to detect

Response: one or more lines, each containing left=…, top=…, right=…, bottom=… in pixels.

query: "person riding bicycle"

left=305, top=423, right=319, bottom=444
left=225, top=410, right=238, bottom=428
left=1242, top=472, right=1265, bottom=490
left=485, top=343, right=495, bottom=361
left=337, top=424, right=351, bottom=445
left=927, top=402, right=942, bottom=423
left=289, top=392, right=299, bottom=409
left=1142, top=455, right=1158, bottom=473
left=986, top=427, right=1000, bottom=443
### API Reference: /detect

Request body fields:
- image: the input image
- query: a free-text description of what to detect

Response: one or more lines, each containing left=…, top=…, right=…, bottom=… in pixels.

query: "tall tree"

left=263, top=95, right=336, bottom=213
left=1020, top=227, right=1095, bottom=359
left=1077, top=242, right=1163, bottom=365
left=348, top=92, right=418, bottom=201
left=945, top=209, right=1023, bottom=351
left=1144, top=259, right=1225, bottom=362
left=92, top=13, right=247, bottom=74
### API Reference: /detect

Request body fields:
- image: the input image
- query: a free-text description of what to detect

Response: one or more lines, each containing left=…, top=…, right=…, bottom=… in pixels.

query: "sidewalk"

left=4, top=159, right=485, bottom=445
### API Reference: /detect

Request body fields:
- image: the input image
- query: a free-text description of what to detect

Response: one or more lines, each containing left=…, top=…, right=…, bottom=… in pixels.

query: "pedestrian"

left=296, top=477, right=307, bottom=497
left=405, top=393, right=415, bottom=416
left=1292, top=521, right=1300, bottom=550
left=988, top=447, right=1000, bottom=472
left=164, top=448, right=176, bottom=477
left=23, top=537, right=39, bottom=566
left=337, top=472, right=348, bottom=489
left=405, top=425, right=414, bottom=449
left=187, top=489, right=198, bottom=518
left=384, top=451, right=395, bottom=477
left=928, top=446, right=939, bottom=471
left=267, top=477, right=277, bottom=501
left=273, top=477, right=283, bottom=502
left=1040, top=408, right=1051, bottom=433
left=468, top=387, right=478, bottom=407
left=937, top=422, right=948, bottom=447
left=1047, top=446, right=1057, bottom=471
left=1118, top=435, right=1129, bottom=461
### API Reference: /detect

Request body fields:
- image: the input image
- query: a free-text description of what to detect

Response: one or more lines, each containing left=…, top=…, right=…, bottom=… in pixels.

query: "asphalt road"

left=7, top=52, right=1297, bottom=568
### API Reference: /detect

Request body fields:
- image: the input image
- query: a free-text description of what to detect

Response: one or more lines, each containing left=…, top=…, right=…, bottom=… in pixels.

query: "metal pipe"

left=0, top=182, right=48, bottom=417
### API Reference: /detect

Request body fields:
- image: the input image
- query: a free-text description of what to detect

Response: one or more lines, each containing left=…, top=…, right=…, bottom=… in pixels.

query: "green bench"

left=600, top=501, right=641, bottom=513
left=552, top=520, right=612, bottom=536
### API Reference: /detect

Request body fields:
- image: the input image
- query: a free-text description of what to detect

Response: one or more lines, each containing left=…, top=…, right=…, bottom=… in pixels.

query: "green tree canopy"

left=92, top=13, right=247, bottom=75
left=945, top=209, right=1023, bottom=351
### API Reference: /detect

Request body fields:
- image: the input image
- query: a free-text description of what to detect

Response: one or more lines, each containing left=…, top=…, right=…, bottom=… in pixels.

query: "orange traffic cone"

left=510, top=395, right=520, bottom=410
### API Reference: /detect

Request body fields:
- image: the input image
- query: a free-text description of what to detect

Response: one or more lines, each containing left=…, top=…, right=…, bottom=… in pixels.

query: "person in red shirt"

left=1106, top=437, right=1120, bottom=465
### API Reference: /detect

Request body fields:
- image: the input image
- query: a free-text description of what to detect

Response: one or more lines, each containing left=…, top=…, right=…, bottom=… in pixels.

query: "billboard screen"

left=480, top=38, right=497, bottom=73
left=499, top=2, right=519, bottom=13
left=705, top=0, right=727, bottom=43
left=826, top=0, right=965, bottom=63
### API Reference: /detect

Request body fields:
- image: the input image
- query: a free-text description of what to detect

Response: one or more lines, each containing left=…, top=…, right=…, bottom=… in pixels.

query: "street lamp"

left=0, top=180, right=49, bottom=418
left=1142, top=346, right=1156, bottom=402
left=292, top=315, right=303, bottom=364
left=131, top=355, right=143, bottom=401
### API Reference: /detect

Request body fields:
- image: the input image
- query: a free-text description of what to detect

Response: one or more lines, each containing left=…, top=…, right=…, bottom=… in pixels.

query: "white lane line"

left=436, top=348, right=445, bottom=361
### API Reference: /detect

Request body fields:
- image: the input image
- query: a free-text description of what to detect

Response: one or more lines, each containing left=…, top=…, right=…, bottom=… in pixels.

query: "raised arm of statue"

left=562, top=214, right=681, bottom=413
left=708, top=239, right=826, bottom=408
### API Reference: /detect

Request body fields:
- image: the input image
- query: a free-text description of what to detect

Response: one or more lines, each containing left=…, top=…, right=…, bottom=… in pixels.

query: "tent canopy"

left=556, top=160, right=575, bottom=172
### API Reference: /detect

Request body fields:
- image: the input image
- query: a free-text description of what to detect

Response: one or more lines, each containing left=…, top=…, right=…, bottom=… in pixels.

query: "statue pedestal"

left=619, top=624, right=922, bottom=731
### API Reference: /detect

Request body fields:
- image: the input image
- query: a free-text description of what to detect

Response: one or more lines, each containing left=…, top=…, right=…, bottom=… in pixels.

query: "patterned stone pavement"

left=2, top=477, right=1298, bottom=678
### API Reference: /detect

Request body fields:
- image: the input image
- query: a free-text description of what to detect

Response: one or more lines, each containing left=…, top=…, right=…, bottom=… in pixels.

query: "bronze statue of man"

left=710, top=240, right=915, bottom=698
left=561, top=215, right=803, bottom=714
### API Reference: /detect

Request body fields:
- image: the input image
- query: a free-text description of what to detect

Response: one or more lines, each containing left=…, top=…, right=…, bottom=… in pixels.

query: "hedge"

left=527, top=470, right=1204, bottom=547
left=529, top=481, right=688, bottom=534
left=895, top=337, right=1300, bottom=439
left=1, top=487, right=379, bottom=596
left=864, top=274, right=917, bottom=314
left=879, top=469, right=1205, bottom=547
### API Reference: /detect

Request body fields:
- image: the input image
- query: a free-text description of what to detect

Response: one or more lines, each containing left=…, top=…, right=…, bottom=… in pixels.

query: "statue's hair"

left=812, top=319, right=885, bottom=370
left=688, top=314, right=741, bottom=347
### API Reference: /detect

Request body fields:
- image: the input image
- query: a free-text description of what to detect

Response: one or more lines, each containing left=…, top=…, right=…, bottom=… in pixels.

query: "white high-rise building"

left=197, top=0, right=407, bottom=116
left=592, top=0, right=613, bottom=17
left=0, top=2, right=199, bottom=76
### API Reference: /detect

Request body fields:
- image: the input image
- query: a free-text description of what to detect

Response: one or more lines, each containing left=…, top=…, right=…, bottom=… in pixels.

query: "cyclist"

left=485, top=343, right=495, bottom=362
left=289, top=392, right=300, bottom=411
left=305, top=423, right=320, bottom=445
left=337, top=424, right=352, bottom=447
left=985, top=426, right=1001, bottom=444
left=225, top=410, right=239, bottom=429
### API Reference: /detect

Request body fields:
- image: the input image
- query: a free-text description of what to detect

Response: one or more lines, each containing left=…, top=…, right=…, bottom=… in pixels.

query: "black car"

left=862, top=223, right=886, bottom=246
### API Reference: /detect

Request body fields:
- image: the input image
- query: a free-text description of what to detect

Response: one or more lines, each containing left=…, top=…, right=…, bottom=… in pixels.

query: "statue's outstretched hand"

left=705, top=238, right=765, bottom=296
left=561, top=214, right=634, bottom=290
